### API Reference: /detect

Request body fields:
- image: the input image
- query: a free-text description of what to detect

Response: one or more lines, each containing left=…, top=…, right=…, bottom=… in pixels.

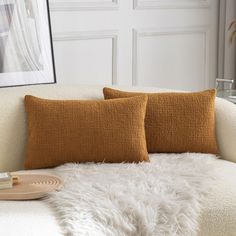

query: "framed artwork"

left=0, top=0, right=56, bottom=88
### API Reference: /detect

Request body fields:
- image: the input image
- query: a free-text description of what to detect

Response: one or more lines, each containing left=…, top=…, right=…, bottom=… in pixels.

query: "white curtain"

left=0, top=0, right=42, bottom=73
left=218, top=0, right=236, bottom=89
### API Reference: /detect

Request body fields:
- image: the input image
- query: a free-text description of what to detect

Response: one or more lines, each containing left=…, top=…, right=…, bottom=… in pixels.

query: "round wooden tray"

left=0, top=174, right=63, bottom=200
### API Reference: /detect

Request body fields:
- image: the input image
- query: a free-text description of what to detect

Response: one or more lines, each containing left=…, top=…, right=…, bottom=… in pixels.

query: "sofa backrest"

left=0, top=84, right=235, bottom=171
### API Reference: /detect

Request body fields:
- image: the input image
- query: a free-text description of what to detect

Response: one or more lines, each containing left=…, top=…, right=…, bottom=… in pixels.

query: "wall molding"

left=53, top=30, right=118, bottom=85
left=133, top=0, right=210, bottom=10
left=132, top=27, right=210, bottom=87
left=50, top=0, right=119, bottom=11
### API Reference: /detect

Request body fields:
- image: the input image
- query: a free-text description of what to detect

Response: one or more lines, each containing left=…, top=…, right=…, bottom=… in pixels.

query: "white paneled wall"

left=49, top=0, right=219, bottom=91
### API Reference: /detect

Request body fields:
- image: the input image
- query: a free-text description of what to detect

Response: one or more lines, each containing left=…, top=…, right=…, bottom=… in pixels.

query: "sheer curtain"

left=218, top=0, right=236, bottom=89
left=0, top=0, right=42, bottom=73
left=0, top=2, right=13, bottom=72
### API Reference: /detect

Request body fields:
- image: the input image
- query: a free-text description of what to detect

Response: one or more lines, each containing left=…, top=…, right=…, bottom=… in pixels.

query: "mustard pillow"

left=103, top=88, right=218, bottom=154
left=24, top=95, right=149, bottom=169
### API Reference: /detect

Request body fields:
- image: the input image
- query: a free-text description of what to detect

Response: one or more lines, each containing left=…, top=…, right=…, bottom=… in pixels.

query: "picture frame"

left=0, top=0, right=56, bottom=88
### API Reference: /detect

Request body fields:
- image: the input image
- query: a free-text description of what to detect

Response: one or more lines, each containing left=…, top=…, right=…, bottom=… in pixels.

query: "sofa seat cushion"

left=0, top=157, right=235, bottom=236
left=198, top=158, right=236, bottom=236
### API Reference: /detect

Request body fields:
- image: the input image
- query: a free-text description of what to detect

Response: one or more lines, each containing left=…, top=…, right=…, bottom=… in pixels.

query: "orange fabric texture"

left=103, top=88, right=218, bottom=154
left=24, top=95, right=149, bottom=169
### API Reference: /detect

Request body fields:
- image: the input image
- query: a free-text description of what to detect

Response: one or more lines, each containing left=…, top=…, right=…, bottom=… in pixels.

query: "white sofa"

left=0, top=84, right=236, bottom=236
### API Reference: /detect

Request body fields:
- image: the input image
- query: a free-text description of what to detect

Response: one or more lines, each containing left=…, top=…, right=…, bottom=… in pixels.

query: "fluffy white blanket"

left=47, top=153, right=217, bottom=236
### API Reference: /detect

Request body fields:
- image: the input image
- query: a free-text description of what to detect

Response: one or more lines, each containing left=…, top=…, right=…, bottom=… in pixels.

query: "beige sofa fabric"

left=215, top=98, right=236, bottom=163
left=198, top=159, right=236, bottom=236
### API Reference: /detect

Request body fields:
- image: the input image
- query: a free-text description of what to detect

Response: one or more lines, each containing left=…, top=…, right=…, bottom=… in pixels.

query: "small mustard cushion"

left=103, top=87, right=218, bottom=154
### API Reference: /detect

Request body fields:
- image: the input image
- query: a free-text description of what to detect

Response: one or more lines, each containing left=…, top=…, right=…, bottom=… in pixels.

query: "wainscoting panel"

left=53, top=31, right=118, bottom=85
left=133, top=27, right=210, bottom=91
left=49, top=0, right=219, bottom=90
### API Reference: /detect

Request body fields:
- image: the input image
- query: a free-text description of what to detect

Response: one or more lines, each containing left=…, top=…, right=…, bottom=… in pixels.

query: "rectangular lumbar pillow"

left=103, top=88, right=218, bottom=154
left=24, top=95, right=148, bottom=169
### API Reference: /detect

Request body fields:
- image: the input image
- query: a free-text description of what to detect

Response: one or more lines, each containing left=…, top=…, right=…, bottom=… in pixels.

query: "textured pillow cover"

left=24, top=95, right=149, bottom=169
left=103, top=88, right=218, bottom=154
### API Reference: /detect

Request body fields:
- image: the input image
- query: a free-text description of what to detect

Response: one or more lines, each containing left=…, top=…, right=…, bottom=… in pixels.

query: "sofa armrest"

left=216, top=98, right=236, bottom=162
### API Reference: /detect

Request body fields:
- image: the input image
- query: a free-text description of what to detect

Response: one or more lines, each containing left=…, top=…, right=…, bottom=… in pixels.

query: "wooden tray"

left=0, top=174, right=63, bottom=200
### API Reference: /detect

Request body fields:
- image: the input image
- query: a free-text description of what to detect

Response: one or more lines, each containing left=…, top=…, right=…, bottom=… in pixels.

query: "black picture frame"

left=0, top=0, right=56, bottom=88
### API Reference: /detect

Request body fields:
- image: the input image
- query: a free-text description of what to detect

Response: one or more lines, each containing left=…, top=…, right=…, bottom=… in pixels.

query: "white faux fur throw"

left=47, top=153, right=217, bottom=236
